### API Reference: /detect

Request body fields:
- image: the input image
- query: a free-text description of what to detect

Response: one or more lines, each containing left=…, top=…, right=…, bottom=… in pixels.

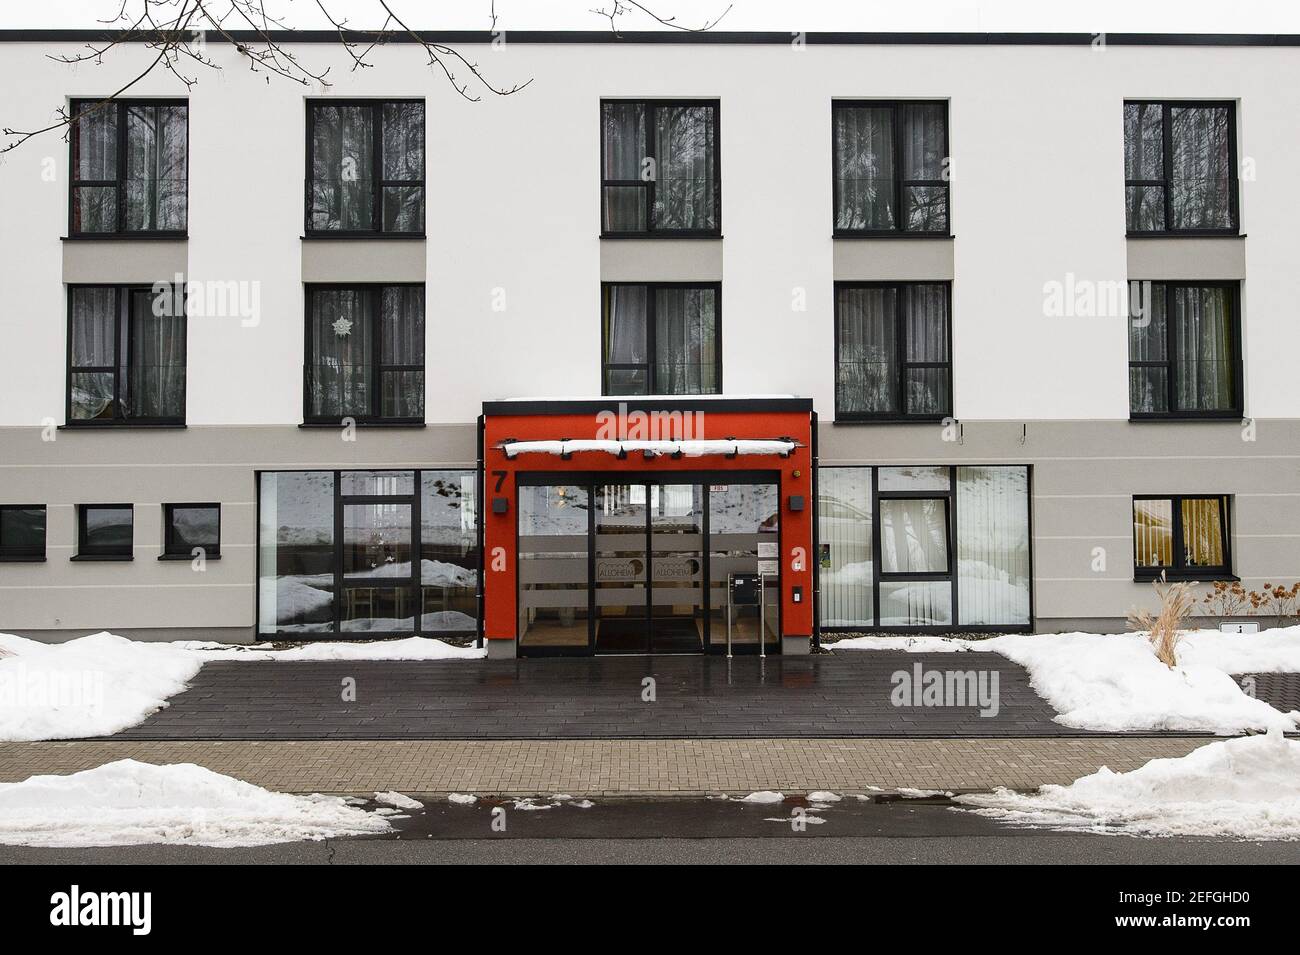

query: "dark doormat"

left=596, top=617, right=702, bottom=654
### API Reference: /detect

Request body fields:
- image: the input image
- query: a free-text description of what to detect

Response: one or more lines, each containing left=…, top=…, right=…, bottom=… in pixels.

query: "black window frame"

left=1127, top=280, right=1243, bottom=421
left=304, top=98, right=426, bottom=238
left=831, top=99, right=951, bottom=238
left=302, top=282, right=426, bottom=426
left=1132, top=494, right=1233, bottom=582
left=0, top=505, right=47, bottom=562
left=599, top=98, right=722, bottom=238
left=161, top=502, right=222, bottom=560
left=68, top=98, right=189, bottom=238
left=1123, top=100, right=1240, bottom=237
left=65, top=284, right=188, bottom=427
left=600, top=281, right=723, bottom=396
left=833, top=281, right=954, bottom=423
left=74, top=503, right=134, bottom=561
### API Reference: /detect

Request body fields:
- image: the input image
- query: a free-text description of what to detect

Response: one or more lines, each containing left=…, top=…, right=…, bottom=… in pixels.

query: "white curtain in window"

left=817, top=468, right=873, bottom=627
left=834, top=106, right=894, bottom=230
left=879, top=498, right=948, bottom=573
left=654, top=287, right=717, bottom=394
left=957, top=466, right=1031, bottom=626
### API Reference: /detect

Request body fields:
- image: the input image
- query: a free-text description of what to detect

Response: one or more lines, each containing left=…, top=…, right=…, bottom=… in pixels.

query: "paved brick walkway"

left=0, top=737, right=1213, bottom=794
left=108, top=652, right=1101, bottom=740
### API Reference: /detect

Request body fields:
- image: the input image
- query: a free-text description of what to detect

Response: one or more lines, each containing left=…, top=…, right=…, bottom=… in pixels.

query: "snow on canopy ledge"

left=499, top=439, right=799, bottom=459
left=488, top=394, right=799, bottom=402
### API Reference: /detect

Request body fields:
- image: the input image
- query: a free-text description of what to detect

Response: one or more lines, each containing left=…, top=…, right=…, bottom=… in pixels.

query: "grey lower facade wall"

left=1, top=418, right=1297, bottom=641
left=819, top=418, right=1300, bottom=630
left=0, top=424, right=476, bottom=643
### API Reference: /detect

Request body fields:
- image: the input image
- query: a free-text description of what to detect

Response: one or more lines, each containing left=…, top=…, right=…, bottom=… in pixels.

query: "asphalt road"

left=2, top=797, right=1297, bottom=865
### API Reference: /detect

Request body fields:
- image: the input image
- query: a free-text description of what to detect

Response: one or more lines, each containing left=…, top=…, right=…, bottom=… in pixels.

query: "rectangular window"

left=257, top=470, right=479, bottom=637
left=307, top=100, right=425, bottom=234
left=304, top=285, right=425, bottom=424
left=67, top=285, right=186, bottom=424
left=1133, top=495, right=1231, bottom=580
left=833, top=101, right=949, bottom=235
left=601, top=100, right=719, bottom=235
left=819, top=465, right=1031, bottom=630
left=0, top=506, right=46, bottom=561
left=602, top=283, right=720, bottom=395
left=1128, top=281, right=1241, bottom=418
left=76, top=504, right=133, bottom=560
left=70, top=99, right=188, bottom=235
left=163, top=503, right=220, bottom=559
left=1124, top=101, right=1238, bottom=234
left=835, top=283, right=951, bottom=421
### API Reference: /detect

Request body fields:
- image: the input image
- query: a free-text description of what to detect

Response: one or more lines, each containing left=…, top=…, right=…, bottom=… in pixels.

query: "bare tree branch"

left=1, top=0, right=729, bottom=154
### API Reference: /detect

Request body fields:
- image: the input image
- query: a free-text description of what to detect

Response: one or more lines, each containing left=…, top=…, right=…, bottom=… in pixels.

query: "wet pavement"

left=108, top=651, right=1117, bottom=740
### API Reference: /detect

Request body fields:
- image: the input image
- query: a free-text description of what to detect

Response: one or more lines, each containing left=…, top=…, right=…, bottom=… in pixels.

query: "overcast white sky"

left=5, top=0, right=1300, bottom=33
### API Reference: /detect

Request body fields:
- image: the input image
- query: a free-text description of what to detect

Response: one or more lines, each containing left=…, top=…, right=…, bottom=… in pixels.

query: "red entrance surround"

left=480, top=397, right=816, bottom=656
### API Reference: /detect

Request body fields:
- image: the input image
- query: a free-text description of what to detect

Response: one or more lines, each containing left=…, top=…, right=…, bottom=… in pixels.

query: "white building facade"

left=0, top=30, right=1296, bottom=652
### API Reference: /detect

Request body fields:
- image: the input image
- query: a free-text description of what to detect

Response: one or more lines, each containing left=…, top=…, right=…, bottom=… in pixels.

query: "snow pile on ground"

left=0, top=760, right=393, bottom=847
left=373, top=791, right=423, bottom=810
left=176, top=636, right=486, bottom=661
left=739, top=791, right=785, bottom=804
left=0, top=632, right=202, bottom=742
left=956, top=728, right=1300, bottom=841
left=985, top=631, right=1296, bottom=735
left=831, top=627, right=1300, bottom=735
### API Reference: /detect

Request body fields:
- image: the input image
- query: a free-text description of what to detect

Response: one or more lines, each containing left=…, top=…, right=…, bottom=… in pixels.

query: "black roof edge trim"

left=2, top=30, right=1299, bottom=47
left=483, top=397, right=815, bottom=416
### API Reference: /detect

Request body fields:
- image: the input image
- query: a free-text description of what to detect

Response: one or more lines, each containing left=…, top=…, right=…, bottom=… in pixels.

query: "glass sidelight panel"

left=594, top=484, right=650, bottom=652
left=518, top=485, right=591, bottom=649
left=957, top=466, right=1031, bottom=626
left=707, top=483, right=780, bottom=650
left=420, top=471, right=478, bottom=634
left=650, top=484, right=705, bottom=652
left=257, top=472, right=336, bottom=634
left=818, top=467, right=874, bottom=627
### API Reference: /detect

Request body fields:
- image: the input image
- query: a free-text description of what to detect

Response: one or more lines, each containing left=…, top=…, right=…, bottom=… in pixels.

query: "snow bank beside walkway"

left=0, top=760, right=391, bottom=847
left=0, top=631, right=485, bottom=742
left=830, top=626, right=1300, bottom=735
left=0, top=632, right=201, bottom=742
left=956, top=728, right=1300, bottom=841
left=176, top=635, right=486, bottom=662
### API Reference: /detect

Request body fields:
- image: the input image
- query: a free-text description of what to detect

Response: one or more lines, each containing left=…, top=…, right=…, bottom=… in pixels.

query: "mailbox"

left=729, top=573, right=761, bottom=606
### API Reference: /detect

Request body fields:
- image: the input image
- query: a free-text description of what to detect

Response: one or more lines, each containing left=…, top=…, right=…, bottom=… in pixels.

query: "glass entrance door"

left=594, top=483, right=650, bottom=653
left=519, top=476, right=779, bottom=656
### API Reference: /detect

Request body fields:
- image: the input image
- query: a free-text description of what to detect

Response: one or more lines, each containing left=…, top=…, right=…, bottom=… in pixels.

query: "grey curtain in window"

left=902, top=284, right=949, bottom=415
left=898, top=104, right=947, bottom=231
left=381, top=103, right=425, bottom=232
left=73, top=106, right=118, bottom=233
left=311, top=289, right=374, bottom=417
left=957, top=466, right=1031, bottom=626
left=126, top=289, right=185, bottom=419
left=125, top=105, right=188, bottom=231
left=1124, top=103, right=1165, bottom=230
left=834, top=107, right=894, bottom=230
left=379, top=286, right=424, bottom=419
left=1170, top=106, right=1232, bottom=231
left=310, top=106, right=375, bottom=231
left=836, top=287, right=898, bottom=414
left=604, top=285, right=649, bottom=394
left=69, top=288, right=117, bottom=420
left=1128, top=282, right=1169, bottom=413
left=654, top=287, right=717, bottom=394
left=602, top=103, right=647, bottom=232
left=653, top=106, right=716, bottom=231
left=1172, top=286, right=1233, bottom=411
